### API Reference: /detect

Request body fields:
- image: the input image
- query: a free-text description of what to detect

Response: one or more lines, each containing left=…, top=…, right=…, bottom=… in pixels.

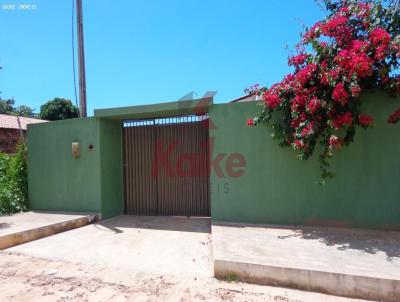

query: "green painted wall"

left=94, top=98, right=213, bottom=120
left=27, top=117, right=124, bottom=218
left=99, top=119, right=124, bottom=218
left=28, top=118, right=102, bottom=213
left=27, top=99, right=214, bottom=219
left=210, top=91, right=400, bottom=230
left=28, top=92, right=400, bottom=229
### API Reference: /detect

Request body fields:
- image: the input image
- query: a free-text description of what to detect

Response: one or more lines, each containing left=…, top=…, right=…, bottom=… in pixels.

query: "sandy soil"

left=0, top=252, right=371, bottom=302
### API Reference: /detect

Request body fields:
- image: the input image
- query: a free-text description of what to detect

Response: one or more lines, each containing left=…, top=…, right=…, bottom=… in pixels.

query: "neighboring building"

left=230, top=93, right=261, bottom=103
left=0, top=114, right=47, bottom=153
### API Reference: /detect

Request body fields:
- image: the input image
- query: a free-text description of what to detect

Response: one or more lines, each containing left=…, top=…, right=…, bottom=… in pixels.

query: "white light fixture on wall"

left=72, top=141, right=80, bottom=158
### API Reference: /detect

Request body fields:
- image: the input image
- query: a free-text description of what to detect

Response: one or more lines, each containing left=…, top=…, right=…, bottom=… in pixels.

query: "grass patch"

left=224, top=272, right=239, bottom=282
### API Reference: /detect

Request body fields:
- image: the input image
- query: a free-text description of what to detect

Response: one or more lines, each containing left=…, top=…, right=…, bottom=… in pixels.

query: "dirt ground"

left=0, top=252, right=372, bottom=302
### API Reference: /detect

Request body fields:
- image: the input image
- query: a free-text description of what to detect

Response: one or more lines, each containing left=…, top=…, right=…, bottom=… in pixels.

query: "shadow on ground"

left=213, top=221, right=400, bottom=260
left=276, top=225, right=400, bottom=260
left=95, top=215, right=211, bottom=234
left=0, top=223, right=10, bottom=230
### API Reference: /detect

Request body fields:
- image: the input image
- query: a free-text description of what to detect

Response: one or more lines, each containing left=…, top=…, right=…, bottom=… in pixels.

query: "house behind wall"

left=0, top=114, right=47, bottom=153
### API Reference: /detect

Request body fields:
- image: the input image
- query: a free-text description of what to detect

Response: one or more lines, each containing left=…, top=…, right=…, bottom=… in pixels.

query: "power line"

left=71, top=0, right=78, bottom=108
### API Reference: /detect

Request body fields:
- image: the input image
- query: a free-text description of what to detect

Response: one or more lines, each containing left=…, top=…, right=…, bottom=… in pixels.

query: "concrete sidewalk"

left=0, top=211, right=97, bottom=249
left=7, top=215, right=213, bottom=278
left=213, top=222, right=400, bottom=302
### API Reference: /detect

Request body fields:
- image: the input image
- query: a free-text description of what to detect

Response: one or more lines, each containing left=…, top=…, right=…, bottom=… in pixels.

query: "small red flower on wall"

left=332, top=112, right=353, bottom=129
left=247, top=119, right=255, bottom=126
left=293, top=139, right=305, bottom=149
left=358, top=114, right=374, bottom=128
left=328, top=135, right=342, bottom=150
left=388, top=109, right=400, bottom=124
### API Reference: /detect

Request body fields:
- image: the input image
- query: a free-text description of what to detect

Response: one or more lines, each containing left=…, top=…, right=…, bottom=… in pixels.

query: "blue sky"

left=0, top=0, right=324, bottom=116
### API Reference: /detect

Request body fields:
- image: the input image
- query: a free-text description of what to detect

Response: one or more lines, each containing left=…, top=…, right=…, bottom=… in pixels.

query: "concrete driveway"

left=0, top=211, right=96, bottom=250
left=6, top=215, right=212, bottom=278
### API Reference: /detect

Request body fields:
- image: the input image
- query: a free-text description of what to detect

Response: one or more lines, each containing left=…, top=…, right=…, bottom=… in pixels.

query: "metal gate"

left=123, top=115, right=210, bottom=217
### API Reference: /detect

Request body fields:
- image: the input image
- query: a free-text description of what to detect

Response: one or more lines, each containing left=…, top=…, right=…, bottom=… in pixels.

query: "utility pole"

left=76, top=0, right=87, bottom=117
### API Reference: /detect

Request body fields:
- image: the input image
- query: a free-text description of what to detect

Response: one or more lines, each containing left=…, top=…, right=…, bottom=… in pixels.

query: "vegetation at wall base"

left=248, top=0, right=400, bottom=183
left=0, top=140, right=28, bottom=214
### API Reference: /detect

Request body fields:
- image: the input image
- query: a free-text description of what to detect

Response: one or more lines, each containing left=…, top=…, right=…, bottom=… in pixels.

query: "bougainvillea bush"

left=248, top=0, right=400, bottom=183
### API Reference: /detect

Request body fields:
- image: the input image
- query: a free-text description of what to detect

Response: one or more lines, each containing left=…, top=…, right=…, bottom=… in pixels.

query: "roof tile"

left=0, top=114, right=48, bottom=130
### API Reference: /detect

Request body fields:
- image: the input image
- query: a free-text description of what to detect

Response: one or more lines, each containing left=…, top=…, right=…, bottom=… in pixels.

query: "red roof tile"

left=0, top=114, right=48, bottom=130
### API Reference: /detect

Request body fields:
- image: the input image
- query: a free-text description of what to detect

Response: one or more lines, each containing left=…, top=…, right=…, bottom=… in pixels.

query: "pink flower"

left=288, top=54, right=309, bottom=67
left=332, top=83, right=349, bottom=105
left=246, top=1, right=400, bottom=182
left=247, top=118, right=254, bottom=126
left=388, top=109, right=400, bottom=124
left=350, top=84, right=362, bottom=97
left=358, top=114, right=374, bottom=127
left=291, top=113, right=307, bottom=129
left=307, top=97, right=321, bottom=114
left=295, top=63, right=318, bottom=85
left=335, top=50, right=372, bottom=78
left=293, top=140, right=305, bottom=149
left=244, top=84, right=260, bottom=95
left=301, top=123, right=314, bottom=137
left=304, top=22, right=322, bottom=41
left=332, top=112, right=353, bottom=129
left=328, top=135, right=342, bottom=149
left=320, top=15, right=352, bottom=45
left=370, top=28, right=390, bottom=47
left=263, top=92, right=281, bottom=109
left=350, top=40, right=369, bottom=53
left=291, top=95, right=307, bottom=113
left=375, top=45, right=387, bottom=60
left=320, top=69, right=340, bottom=86
left=349, top=53, right=373, bottom=78
left=321, top=15, right=348, bottom=35
left=335, top=49, right=350, bottom=66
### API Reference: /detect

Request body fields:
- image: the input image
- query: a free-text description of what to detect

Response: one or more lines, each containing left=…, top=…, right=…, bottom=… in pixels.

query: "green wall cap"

left=93, top=98, right=213, bottom=120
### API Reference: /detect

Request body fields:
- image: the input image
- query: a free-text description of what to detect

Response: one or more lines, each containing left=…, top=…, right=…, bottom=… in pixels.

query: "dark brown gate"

left=123, top=115, right=210, bottom=217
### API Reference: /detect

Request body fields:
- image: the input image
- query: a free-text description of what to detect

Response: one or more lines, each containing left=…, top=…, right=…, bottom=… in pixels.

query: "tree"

left=14, top=105, right=35, bottom=117
left=39, top=98, right=79, bottom=121
left=0, top=98, right=16, bottom=115
left=0, top=98, right=36, bottom=117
